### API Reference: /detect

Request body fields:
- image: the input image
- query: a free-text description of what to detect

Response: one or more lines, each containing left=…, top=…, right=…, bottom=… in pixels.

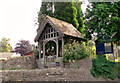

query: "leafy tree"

left=75, top=2, right=85, bottom=35
left=85, top=2, right=120, bottom=42
left=0, top=37, right=12, bottom=52
left=54, top=2, right=79, bottom=29
left=14, top=40, right=32, bottom=55
left=38, top=2, right=53, bottom=31
left=113, top=2, right=120, bottom=44
left=38, top=1, right=85, bottom=34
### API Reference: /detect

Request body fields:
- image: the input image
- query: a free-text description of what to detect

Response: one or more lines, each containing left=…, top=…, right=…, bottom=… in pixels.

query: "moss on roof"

left=34, top=15, right=84, bottom=42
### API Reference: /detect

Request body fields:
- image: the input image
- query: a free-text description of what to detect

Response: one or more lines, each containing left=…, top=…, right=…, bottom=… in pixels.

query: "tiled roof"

left=34, top=15, right=84, bottom=42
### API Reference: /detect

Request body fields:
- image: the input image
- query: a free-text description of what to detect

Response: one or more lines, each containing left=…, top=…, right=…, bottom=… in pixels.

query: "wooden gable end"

left=35, top=18, right=64, bottom=42
left=39, top=23, right=63, bottom=41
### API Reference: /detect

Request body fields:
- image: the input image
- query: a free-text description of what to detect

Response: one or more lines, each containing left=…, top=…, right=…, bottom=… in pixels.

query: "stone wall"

left=1, top=58, right=116, bottom=81
left=2, top=58, right=119, bottom=81
left=64, top=58, right=92, bottom=69
left=1, top=68, right=108, bottom=81
left=1, top=55, right=37, bottom=69
left=0, top=56, right=92, bottom=69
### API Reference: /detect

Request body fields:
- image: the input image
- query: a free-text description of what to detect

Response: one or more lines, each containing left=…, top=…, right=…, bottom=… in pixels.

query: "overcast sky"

left=0, top=0, right=88, bottom=49
left=0, top=0, right=42, bottom=49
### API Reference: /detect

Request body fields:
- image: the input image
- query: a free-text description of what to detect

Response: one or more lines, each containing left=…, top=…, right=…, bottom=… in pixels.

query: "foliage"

left=0, top=37, right=12, bottom=52
left=90, top=54, right=120, bottom=80
left=85, top=2, right=120, bottom=42
left=40, top=2, right=54, bottom=16
left=38, top=1, right=85, bottom=34
left=33, top=47, right=39, bottom=59
left=85, top=40, right=96, bottom=58
left=115, top=57, right=120, bottom=62
left=54, top=2, right=79, bottom=29
left=54, top=2, right=85, bottom=33
left=63, top=42, right=90, bottom=62
left=75, top=2, right=85, bottom=35
left=37, top=1, right=54, bottom=31
left=37, top=12, right=45, bottom=31
left=45, top=41, right=56, bottom=55
left=14, top=40, right=32, bottom=55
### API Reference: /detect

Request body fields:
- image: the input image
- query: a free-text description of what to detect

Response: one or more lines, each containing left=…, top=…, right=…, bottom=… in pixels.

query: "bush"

left=63, top=42, right=89, bottom=62
left=115, top=57, right=120, bottom=62
left=33, top=49, right=39, bottom=59
left=90, top=54, right=120, bottom=80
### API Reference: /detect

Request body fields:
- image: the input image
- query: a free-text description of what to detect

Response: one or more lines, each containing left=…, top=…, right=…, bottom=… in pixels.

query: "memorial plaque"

left=96, top=41, right=113, bottom=55
left=104, top=43, right=112, bottom=53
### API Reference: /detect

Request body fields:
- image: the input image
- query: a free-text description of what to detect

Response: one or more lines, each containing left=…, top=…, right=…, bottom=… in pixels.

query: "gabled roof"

left=34, top=15, right=84, bottom=42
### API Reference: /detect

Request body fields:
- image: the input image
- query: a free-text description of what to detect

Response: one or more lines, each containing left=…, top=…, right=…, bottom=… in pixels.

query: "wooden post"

left=56, top=39, right=59, bottom=60
left=39, top=41, right=41, bottom=59
left=62, top=38, right=65, bottom=68
left=43, top=42, right=45, bottom=67
left=49, top=55, right=51, bottom=68
left=38, top=41, right=41, bottom=68
left=62, top=38, right=64, bottom=56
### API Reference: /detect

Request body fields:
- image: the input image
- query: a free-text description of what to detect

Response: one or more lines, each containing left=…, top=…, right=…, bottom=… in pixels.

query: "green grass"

left=8, top=68, right=24, bottom=70
left=0, top=68, right=36, bottom=70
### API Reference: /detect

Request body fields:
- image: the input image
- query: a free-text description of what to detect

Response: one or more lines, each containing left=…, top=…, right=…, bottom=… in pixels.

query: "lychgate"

left=34, top=15, right=85, bottom=68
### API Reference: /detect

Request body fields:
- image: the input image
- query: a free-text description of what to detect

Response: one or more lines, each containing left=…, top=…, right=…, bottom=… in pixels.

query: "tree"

left=38, top=1, right=85, bottom=34
left=38, top=2, right=53, bottom=31
left=113, top=2, right=120, bottom=44
left=84, top=2, right=120, bottom=42
left=54, top=2, right=79, bottom=29
left=75, top=2, right=85, bottom=35
left=14, top=40, right=32, bottom=55
left=0, top=37, right=12, bottom=52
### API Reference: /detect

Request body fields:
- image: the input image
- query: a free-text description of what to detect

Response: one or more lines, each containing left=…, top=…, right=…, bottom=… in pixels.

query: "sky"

left=0, top=0, right=42, bottom=49
left=0, top=0, right=88, bottom=49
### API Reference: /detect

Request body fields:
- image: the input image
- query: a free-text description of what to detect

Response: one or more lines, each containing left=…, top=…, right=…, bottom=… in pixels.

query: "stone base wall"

left=1, top=55, right=37, bottom=69
left=64, top=58, right=92, bottom=69
left=37, top=58, right=91, bottom=69
left=0, top=55, right=92, bottom=70
left=1, top=68, right=108, bottom=81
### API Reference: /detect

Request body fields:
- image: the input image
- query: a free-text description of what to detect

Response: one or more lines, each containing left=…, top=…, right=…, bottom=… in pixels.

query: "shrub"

left=90, top=54, right=120, bottom=80
left=33, top=49, right=39, bottom=59
left=115, top=57, right=120, bottom=62
left=63, top=42, right=90, bottom=62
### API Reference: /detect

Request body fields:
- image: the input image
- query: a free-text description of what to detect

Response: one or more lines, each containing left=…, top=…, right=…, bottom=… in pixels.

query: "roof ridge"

left=46, top=15, right=73, bottom=26
left=34, top=15, right=84, bottom=42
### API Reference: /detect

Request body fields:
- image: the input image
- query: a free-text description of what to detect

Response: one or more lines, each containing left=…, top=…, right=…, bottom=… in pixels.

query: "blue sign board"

left=95, top=41, right=113, bottom=55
